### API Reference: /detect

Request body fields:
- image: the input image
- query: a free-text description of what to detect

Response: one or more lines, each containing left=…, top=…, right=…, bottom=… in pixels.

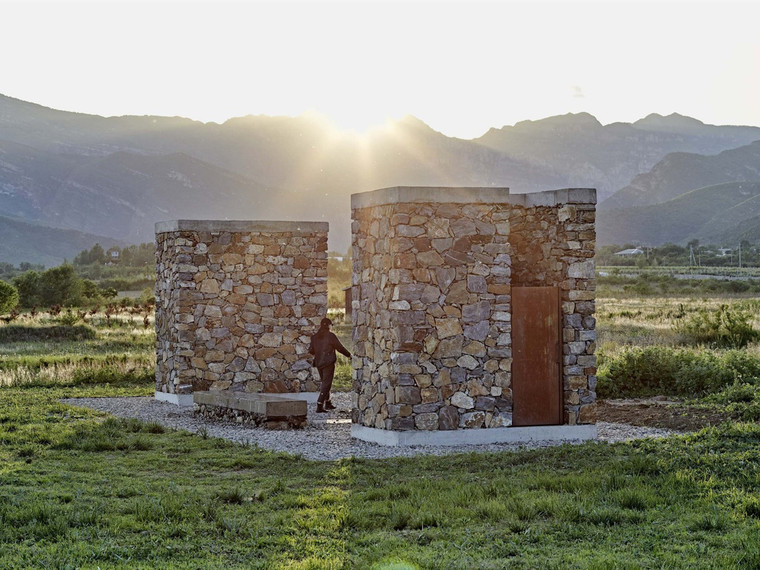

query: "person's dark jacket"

left=309, top=329, right=351, bottom=369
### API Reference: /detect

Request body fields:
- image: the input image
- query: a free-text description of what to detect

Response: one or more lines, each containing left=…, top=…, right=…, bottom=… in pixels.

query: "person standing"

left=309, top=317, right=351, bottom=413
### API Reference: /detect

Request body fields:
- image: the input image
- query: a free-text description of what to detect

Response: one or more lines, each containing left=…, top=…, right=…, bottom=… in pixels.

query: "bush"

left=58, top=309, right=82, bottom=327
left=0, top=280, right=19, bottom=314
left=598, top=346, right=760, bottom=398
left=675, top=304, right=760, bottom=348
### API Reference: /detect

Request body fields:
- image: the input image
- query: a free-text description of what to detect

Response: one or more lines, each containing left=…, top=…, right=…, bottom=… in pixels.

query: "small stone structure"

left=154, top=220, right=328, bottom=406
left=350, top=186, right=597, bottom=445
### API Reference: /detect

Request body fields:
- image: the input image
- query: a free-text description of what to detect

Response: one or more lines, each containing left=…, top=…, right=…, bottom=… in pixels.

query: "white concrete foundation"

left=154, top=391, right=194, bottom=408
left=155, top=391, right=320, bottom=407
left=351, top=424, right=598, bottom=446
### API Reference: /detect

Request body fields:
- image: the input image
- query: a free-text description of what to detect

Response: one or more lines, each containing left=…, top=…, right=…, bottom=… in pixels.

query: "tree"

left=38, top=264, right=83, bottom=307
left=13, top=271, right=41, bottom=308
left=0, top=280, right=19, bottom=314
left=81, top=279, right=102, bottom=303
left=74, top=243, right=107, bottom=266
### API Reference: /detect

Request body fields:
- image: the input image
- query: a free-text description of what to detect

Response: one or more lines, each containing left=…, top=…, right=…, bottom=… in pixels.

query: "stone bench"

left=193, top=391, right=308, bottom=430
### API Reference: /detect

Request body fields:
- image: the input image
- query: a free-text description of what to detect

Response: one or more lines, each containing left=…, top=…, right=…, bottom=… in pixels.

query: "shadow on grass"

left=0, top=324, right=96, bottom=343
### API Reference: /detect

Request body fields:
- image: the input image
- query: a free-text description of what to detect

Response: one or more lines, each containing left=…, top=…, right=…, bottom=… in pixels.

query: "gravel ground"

left=61, top=393, right=678, bottom=461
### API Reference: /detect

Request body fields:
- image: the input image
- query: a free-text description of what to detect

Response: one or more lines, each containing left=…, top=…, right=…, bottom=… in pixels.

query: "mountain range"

left=1, top=92, right=760, bottom=265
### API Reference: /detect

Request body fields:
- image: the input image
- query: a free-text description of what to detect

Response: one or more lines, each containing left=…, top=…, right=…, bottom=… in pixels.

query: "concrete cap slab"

left=155, top=220, right=329, bottom=235
left=351, top=187, right=596, bottom=209
left=351, top=187, right=514, bottom=209
left=523, top=188, right=597, bottom=207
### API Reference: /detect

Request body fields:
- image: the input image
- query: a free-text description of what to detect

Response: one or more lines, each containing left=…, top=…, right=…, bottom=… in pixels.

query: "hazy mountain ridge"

left=476, top=112, right=760, bottom=203
left=2, top=93, right=760, bottom=264
left=0, top=214, right=124, bottom=267
left=597, top=182, right=760, bottom=246
left=601, top=141, right=760, bottom=211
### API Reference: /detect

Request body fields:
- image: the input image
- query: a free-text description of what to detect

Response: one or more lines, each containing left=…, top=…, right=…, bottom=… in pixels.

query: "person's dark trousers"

left=317, top=363, right=335, bottom=405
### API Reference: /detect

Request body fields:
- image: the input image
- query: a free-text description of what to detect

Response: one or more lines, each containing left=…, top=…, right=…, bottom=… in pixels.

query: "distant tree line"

left=11, top=264, right=118, bottom=309
left=0, top=261, right=45, bottom=283
left=73, top=243, right=155, bottom=290
left=73, top=243, right=154, bottom=268
left=597, top=241, right=758, bottom=267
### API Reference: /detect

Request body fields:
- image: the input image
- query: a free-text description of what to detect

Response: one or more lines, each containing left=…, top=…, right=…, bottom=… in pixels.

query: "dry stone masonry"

left=350, top=187, right=597, bottom=444
left=155, top=220, right=328, bottom=404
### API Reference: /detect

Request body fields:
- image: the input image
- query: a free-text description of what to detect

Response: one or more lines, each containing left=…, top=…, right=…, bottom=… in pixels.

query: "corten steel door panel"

left=512, top=287, right=562, bottom=426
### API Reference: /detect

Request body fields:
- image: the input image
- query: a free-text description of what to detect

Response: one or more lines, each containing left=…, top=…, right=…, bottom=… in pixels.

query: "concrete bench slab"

left=193, top=391, right=307, bottom=429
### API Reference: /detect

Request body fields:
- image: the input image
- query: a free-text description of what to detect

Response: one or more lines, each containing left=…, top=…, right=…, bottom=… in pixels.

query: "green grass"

left=2, top=380, right=760, bottom=568
left=2, top=297, right=760, bottom=566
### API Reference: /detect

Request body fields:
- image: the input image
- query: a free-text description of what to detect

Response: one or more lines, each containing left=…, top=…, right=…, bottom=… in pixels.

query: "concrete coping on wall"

left=351, top=424, right=598, bottom=446
left=155, top=219, right=330, bottom=235
left=350, top=186, right=596, bottom=209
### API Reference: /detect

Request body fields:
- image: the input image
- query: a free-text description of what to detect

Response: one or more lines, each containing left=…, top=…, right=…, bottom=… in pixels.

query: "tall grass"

left=0, top=358, right=153, bottom=388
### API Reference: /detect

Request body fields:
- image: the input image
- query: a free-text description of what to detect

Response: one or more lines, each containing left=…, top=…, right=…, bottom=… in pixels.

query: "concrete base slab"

left=154, top=391, right=194, bottom=408
left=351, top=423, right=598, bottom=446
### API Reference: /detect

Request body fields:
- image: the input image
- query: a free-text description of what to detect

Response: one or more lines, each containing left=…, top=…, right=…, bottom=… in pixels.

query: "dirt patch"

left=597, top=397, right=731, bottom=432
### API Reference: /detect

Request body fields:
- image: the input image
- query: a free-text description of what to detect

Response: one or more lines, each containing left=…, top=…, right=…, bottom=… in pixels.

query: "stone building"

left=350, top=187, right=597, bottom=445
left=154, top=220, right=328, bottom=406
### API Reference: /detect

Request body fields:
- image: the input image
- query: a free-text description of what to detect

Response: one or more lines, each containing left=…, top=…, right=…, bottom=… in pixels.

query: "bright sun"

left=321, top=106, right=398, bottom=135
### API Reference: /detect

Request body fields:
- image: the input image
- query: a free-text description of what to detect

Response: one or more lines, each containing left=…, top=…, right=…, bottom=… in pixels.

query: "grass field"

left=1, top=297, right=760, bottom=568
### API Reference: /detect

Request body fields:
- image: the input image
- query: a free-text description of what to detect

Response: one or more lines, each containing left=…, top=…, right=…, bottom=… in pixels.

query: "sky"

left=2, top=0, right=760, bottom=139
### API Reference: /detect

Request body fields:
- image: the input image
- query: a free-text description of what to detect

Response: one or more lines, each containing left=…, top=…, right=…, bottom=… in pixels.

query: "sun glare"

left=322, top=108, right=398, bottom=136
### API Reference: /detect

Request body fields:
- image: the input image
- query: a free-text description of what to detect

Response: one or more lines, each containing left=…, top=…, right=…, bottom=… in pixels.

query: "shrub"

left=597, top=346, right=760, bottom=398
left=0, top=280, right=19, bottom=314
left=675, top=304, right=760, bottom=348
left=58, top=309, right=82, bottom=327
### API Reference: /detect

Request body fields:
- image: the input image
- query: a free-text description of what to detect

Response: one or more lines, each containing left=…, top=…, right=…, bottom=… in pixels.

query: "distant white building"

left=614, top=248, right=644, bottom=256
left=717, top=248, right=732, bottom=257
left=106, top=247, right=120, bottom=264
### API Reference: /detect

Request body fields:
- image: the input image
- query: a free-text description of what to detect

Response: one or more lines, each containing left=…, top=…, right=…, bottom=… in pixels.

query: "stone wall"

left=350, top=187, right=596, bottom=434
left=508, top=198, right=597, bottom=425
left=155, top=220, right=328, bottom=400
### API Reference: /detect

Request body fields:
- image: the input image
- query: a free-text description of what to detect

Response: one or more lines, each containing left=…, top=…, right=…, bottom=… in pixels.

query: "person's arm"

left=331, top=333, right=351, bottom=359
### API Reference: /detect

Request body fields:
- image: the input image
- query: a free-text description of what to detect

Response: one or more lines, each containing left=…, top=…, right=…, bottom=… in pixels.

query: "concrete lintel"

left=351, top=423, right=598, bottom=446
left=155, top=219, right=329, bottom=235
left=154, top=391, right=194, bottom=408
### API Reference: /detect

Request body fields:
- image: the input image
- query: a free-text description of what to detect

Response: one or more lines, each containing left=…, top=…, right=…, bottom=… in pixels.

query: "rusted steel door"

left=512, top=286, right=562, bottom=426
